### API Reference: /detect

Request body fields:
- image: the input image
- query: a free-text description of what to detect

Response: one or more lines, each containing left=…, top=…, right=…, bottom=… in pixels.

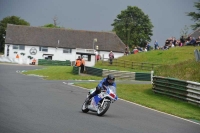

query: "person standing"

left=180, top=36, right=185, bottom=46
left=154, top=40, right=158, bottom=50
left=80, top=56, right=85, bottom=73
left=75, top=56, right=81, bottom=67
left=32, top=58, right=36, bottom=65
left=125, top=45, right=129, bottom=55
left=133, top=47, right=139, bottom=54
left=109, top=51, right=114, bottom=64
left=146, top=42, right=150, bottom=51
left=96, top=54, right=101, bottom=62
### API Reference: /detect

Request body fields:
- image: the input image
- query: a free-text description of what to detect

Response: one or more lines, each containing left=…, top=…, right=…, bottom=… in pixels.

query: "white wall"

left=4, top=44, right=124, bottom=66
left=4, top=44, right=78, bottom=64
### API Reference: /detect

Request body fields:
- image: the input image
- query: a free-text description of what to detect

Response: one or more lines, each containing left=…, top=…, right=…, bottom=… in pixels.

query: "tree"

left=0, top=16, right=30, bottom=52
left=187, top=1, right=200, bottom=30
left=111, top=6, right=154, bottom=48
left=180, top=25, right=189, bottom=38
left=41, top=16, right=63, bottom=28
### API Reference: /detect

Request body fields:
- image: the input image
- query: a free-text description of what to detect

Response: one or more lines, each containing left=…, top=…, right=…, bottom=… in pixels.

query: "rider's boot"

left=85, top=94, right=93, bottom=104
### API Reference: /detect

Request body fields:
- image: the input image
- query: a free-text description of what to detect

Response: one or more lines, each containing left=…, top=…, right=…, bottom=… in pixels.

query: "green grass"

left=117, top=46, right=196, bottom=65
left=22, top=66, right=102, bottom=80
left=154, top=59, right=200, bottom=82
left=74, top=82, right=200, bottom=121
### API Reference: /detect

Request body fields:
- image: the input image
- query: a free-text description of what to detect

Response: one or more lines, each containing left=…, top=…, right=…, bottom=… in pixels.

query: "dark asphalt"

left=0, top=64, right=199, bottom=133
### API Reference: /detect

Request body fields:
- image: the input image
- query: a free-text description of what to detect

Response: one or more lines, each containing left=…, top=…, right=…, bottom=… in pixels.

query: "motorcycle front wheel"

left=82, top=101, right=89, bottom=113
left=97, top=101, right=110, bottom=116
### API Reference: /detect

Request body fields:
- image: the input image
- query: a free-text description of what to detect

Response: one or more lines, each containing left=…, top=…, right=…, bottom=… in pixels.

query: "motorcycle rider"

left=85, top=74, right=116, bottom=104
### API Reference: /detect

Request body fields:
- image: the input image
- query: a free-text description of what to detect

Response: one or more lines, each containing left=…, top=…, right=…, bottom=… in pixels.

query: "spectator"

left=163, top=45, right=169, bottom=50
left=80, top=56, right=85, bottom=73
left=196, top=36, right=200, bottom=46
left=124, top=45, right=129, bottom=56
left=146, top=42, right=150, bottom=51
left=189, top=37, right=196, bottom=46
left=133, top=47, right=139, bottom=54
left=75, top=56, right=81, bottom=67
left=96, top=54, right=101, bottom=62
left=154, top=40, right=159, bottom=50
left=32, top=58, right=36, bottom=65
left=180, top=36, right=185, bottom=46
left=109, top=51, right=114, bottom=64
left=137, top=46, right=143, bottom=52
left=144, top=47, right=147, bottom=52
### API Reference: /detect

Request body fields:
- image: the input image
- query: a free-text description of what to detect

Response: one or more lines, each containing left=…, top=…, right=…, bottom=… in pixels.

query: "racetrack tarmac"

left=0, top=64, right=199, bottom=133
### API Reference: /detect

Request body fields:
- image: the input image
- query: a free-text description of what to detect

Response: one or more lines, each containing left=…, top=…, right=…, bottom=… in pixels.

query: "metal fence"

left=194, top=49, right=200, bottom=62
left=73, top=66, right=80, bottom=75
left=153, top=76, right=200, bottom=106
left=38, top=59, right=71, bottom=66
left=101, top=59, right=161, bottom=70
left=72, top=66, right=153, bottom=81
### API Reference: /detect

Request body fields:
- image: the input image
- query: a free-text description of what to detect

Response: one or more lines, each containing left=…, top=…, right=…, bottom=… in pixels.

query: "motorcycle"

left=81, top=85, right=118, bottom=116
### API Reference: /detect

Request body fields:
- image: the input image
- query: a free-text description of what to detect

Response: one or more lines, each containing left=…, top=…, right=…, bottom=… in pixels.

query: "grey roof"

left=188, top=28, right=200, bottom=39
left=5, top=24, right=125, bottom=52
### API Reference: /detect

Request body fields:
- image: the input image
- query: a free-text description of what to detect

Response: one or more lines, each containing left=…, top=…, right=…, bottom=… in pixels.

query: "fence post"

left=151, top=71, right=154, bottom=84
left=152, top=64, right=154, bottom=70
left=78, top=67, right=80, bottom=75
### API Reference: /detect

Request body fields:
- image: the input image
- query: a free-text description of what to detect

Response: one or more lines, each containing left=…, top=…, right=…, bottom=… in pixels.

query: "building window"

left=81, top=55, right=91, bottom=61
left=19, top=45, right=25, bottom=50
left=39, top=47, right=48, bottom=52
left=13, top=45, right=25, bottom=50
left=63, top=49, right=72, bottom=53
left=13, top=45, right=18, bottom=49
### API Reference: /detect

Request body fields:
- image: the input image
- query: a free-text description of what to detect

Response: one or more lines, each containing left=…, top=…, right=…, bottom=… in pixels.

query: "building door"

left=48, top=56, right=52, bottom=60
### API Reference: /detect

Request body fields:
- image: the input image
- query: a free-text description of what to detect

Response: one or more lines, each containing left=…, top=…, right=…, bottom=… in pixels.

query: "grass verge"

left=22, top=66, right=102, bottom=80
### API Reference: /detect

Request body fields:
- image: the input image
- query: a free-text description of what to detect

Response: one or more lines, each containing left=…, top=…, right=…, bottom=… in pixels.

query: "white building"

left=4, top=24, right=125, bottom=66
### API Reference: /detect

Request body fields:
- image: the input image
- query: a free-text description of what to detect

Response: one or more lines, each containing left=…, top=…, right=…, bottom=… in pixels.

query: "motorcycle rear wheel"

left=97, top=101, right=110, bottom=116
left=82, top=101, right=89, bottom=113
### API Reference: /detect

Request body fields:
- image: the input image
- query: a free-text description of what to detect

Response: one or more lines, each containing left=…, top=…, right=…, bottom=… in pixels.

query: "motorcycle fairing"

left=94, top=95, right=102, bottom=105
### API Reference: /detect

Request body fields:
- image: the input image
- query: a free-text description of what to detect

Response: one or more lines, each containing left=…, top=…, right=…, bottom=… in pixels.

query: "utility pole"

left=53, top=16, right=58, bottom=27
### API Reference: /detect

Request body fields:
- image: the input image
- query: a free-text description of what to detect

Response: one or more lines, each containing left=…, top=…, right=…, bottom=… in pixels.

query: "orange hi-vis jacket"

left=76, top=59, right=81, bottom=67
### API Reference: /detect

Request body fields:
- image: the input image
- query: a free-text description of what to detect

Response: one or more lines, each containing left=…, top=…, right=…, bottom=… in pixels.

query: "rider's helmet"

left=107, top=74, right=115, bottom=85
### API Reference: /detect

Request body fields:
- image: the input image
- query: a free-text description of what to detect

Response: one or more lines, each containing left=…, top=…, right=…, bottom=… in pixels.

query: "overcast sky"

left=0, top=0, right=198, bottom=46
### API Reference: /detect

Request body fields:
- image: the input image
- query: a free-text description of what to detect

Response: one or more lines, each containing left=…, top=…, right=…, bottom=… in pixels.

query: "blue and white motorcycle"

left=82, top=86, right=118, bottom=116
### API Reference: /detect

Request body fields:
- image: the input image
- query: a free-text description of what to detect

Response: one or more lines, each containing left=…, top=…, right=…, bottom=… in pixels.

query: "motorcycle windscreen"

left=94, top=95, right=102, bottom=105
left=108, top=86, right=116, bottom=94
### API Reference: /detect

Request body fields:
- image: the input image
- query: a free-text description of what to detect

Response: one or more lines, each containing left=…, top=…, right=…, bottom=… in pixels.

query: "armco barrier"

left=73, top=66, right=80, bottom=75
left=38, top=59, right=71, bottom=66
left=102, top=69, right=136, bottom=80
left=78, top=66, right=153, bottom=81
left=135, top=72, right=152, bottom=81
left=194, top=49, right=200, bottom=62
left=153, top=76, right=200, bottom=106
left=85, top=66, right=103, bottom=76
